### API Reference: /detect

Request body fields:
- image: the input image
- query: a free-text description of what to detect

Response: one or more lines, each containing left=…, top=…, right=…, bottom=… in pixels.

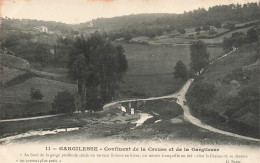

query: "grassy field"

left=2, top=53, right=30, bottom=70
left=117, top=42, right=223, bottom=97
left=2, top=66, right=25, bottom=84
left=118, top=74, right=184, bottom=98
left=0, top=53, right=78, bottom=119
left=121, top=42, right=223, bottom=74
left=1, top=77, right=76, bottom=102
left=0, top=77, right=77, bottom=119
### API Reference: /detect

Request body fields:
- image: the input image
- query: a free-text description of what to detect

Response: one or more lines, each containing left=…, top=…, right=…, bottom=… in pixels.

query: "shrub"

left=86, top=94, right=103, bottom=113
left=174, top=60, right=187, bottom=80
left=178, top=28, right=186, bottom=34
left=52, top=90, right=75, bottom=114
left=247, top=28, right=258, bottom=42
left=209, top=28, right=218, bottom=35
left=30, top=88, right=43, bottom=101
left=202, top=25, right=210, bottom=31
left=195, top=27, right=201, bottom=32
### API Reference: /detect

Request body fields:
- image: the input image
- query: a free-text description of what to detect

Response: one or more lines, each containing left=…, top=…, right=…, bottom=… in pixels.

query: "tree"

left=202, top=25, right=210, bottom=31
left=223, top=32, right=246, bottom=51
left=247, top=28, right=258, bottom=42
left=209, top=28, right=218, bottom=35
left=195, top=27, right=201, bottom=32
left=178, top=28, right=186, bottom=34
left=52, top=90, right=75, bottom=114
left=190, top=40, right=209, bottom=74
left=213, top=19, right=222, bottom=28
left=86, top=90, right=102, bottom=114
left=233, top=37, right=244, bottom=49
left=145, top=30, right=156, bottom=38
left=30, top=88, right=43, bottom=101
left=174, top=60, right=187, bottom=80
left=116, top=45, right=128, bottom=79
left=223, top=37, right=233, bottom=52
left=68, top=32, right=128, bottom=112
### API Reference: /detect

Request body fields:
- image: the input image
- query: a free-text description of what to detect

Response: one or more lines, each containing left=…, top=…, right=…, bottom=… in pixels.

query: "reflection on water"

left=133, top=113, right=153, bottom=127
left=0, top=127, right=79, bottom=144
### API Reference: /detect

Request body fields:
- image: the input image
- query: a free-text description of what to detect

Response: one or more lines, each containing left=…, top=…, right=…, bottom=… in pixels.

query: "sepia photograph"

left=0, top=0, right=259, bottom=162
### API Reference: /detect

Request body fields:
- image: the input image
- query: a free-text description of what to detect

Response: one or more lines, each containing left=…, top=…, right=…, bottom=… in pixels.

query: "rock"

left=230, top=80, right=240, bottom=89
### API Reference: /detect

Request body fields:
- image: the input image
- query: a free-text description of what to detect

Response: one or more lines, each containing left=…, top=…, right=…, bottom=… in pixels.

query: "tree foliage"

left=104, top=2, right=260, bottom=39
left=223, top=32, right=246, bottom=51
left=202, top=25, right=210, bottom=31
left=30, top=88, right=43, bottom=101
left=52, top=91, right=75, bottom=114
left=174, top=60, right=187, bottom=80
left=195, top=27, right=201, bottom=32
left=247, top=28, right=259, bottom=42
left=86, top=89, right=102, bottom=113
left=190, top=40, right=209, bottom=74
left=178, top=28, right=186, bottom=34
left=68, top=32, right=128, bottom=112
left=223, top=28, right=257, bottom=52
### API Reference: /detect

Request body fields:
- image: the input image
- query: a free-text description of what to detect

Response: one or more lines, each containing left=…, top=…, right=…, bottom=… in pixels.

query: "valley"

left=0, top=2, right=259, bottom=147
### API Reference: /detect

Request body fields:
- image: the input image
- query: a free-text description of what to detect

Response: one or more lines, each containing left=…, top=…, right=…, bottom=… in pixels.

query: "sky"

left=0, top=0, right=258, bottom=24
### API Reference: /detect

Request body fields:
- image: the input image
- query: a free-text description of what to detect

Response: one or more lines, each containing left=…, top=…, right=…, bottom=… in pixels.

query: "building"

left=35, top=26, right=48, bottom=33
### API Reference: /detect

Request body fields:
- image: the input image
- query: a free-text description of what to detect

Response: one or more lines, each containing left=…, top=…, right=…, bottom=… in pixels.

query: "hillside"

left=187, top=41, right=260, bottom=138
left=91, top=13, right=173, bottom=31
left=80, top=3, right=260, bottom=33
left=84, top=3, right=260, bottom=41
left=0, top=53, right=77, bottom=120
left=0, top=18, right=73, bottom=35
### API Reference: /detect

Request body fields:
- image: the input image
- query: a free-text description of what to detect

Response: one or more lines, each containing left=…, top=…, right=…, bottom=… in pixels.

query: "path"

left=0, top=114, right=64, bottom=122
left=176, top=79, right=260, bottom=142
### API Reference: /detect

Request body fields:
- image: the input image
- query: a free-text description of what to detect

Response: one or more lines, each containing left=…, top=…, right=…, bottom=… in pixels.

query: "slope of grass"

left=0, top=77, right=77, bottom=119
left=1, top=77, right=77, bottom=103
left=2, top=53, right=30, bottom=70
left=1, top=66, right=25, bottom=84
left=3, top=71, right=37, bottom=87
left=187, top=42, right=260, bottom=138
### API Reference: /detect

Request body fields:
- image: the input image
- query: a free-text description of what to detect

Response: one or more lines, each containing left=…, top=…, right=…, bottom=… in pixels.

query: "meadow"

left=118, top=42, right=223, bottom=98
left=2, top=66, right=25, bottom=84
left=0, top=76, right=77, bottom=119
